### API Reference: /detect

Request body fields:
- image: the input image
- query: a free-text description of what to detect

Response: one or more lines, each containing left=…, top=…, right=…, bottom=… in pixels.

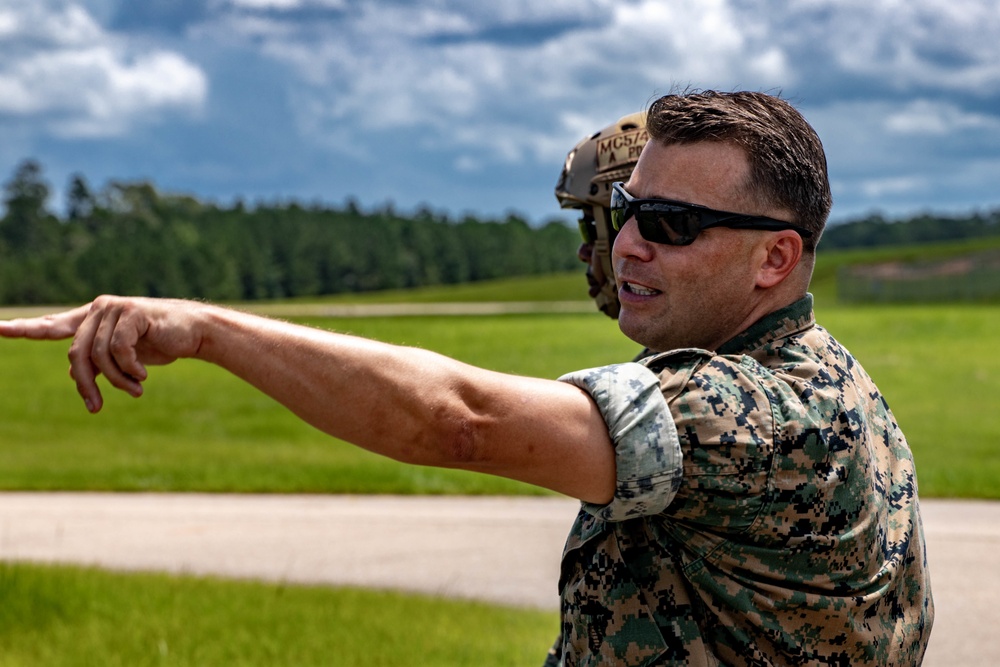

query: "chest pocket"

left=558, top=514, right=667, bottom=667
left=558, top=513, right=719, bottom=667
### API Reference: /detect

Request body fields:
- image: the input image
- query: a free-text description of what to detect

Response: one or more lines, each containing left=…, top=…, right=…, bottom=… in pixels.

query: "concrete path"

left=0, top=493, right=994, bottom=666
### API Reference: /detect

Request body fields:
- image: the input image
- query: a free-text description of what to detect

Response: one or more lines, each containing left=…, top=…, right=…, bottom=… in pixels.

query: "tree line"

left=2, top=159, right=999, bottom=305
left=819, top=210, right=1000, bottom=249
left=0, top=160, right=581, bottom=305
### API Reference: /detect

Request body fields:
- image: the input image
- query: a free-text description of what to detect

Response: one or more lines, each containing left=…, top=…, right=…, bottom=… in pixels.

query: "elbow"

left=399, top=408, right=489, bottom=469
left=430, top=411, right=488, bottom=468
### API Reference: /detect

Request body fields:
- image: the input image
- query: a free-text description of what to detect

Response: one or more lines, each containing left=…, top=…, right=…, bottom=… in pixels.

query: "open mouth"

left=621, top=281, right=660, bottom=297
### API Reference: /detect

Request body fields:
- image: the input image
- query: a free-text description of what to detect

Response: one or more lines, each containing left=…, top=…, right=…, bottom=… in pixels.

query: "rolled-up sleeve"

left=559, top=362, right=682, bottom=522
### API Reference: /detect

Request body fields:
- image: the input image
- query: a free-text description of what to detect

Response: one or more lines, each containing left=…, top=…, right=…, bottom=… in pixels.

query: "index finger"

left=0, top=304, right=93, bottom=340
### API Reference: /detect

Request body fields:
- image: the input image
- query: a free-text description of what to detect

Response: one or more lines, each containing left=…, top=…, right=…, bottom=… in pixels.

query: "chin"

left=616, top=312, right=649, bottom=347
left=619, top=313, right=678, bottom=352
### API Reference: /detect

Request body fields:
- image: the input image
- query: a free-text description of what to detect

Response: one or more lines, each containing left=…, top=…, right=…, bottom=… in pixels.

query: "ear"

left=755, top=231, right=803, bottom=289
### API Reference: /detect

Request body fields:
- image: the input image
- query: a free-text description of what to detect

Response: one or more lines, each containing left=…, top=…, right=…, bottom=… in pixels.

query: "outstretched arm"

left=0, top=296, right=616, bottom=503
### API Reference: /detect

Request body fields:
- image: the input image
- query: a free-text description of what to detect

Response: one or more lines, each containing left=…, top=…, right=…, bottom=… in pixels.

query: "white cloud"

left=9, top=0, right=1000, bottom=222
left=454, top=155, right=481, bottom=173
left=226, top=0, right=347, bottom=9
left=0, top=2, right=207, bottom=138
left=859, top=175, right=926, bottom=199
left=808, top=97, right=1000, bottom=173
left=349, top=4, right=476, bottom=38
left=190, top=0, right=802, bottom=167
left=770, top=0, right=1000, bottom=94
left=0, top=9, right=21, bottom=39
left=802, top=95, right=1000, bottom=220
left=885, top=100, right=1000, bottom=135
left=227, top=0, right=305, bottom=9
left=0, top=2, right=104, bottom=46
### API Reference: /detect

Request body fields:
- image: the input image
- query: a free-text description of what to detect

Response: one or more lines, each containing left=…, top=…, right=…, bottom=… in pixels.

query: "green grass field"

left=1, top=253, right=998, bottom=498
left=268, top=270, right=592, bottom=304
left=2, top=241, right=998, bottom=665
left=0, top=562, right=558, bottom=667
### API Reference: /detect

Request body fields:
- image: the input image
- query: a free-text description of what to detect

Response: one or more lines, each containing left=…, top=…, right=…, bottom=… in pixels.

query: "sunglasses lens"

left=636, top=208, right=701, bottom=245
left=609, top=187, right=628, bottom=232
left=609, top=183, right=703, bottom=246
left=577, top=218, right=597, bottom=244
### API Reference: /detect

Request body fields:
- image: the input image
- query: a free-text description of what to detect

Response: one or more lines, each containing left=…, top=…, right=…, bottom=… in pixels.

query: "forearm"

left=194, top=305, right=489, bottom=468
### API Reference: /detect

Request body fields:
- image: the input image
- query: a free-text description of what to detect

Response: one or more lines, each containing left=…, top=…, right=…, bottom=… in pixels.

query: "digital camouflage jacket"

left=548, top=296, right=933, bottom=666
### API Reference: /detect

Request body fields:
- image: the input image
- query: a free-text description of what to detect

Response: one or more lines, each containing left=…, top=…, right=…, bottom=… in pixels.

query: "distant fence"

left=837, top=250, right=1000, bottom=303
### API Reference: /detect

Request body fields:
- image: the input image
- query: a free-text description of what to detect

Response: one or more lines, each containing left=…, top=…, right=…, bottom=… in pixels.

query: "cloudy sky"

left=3, top=0, right=999, bottom=227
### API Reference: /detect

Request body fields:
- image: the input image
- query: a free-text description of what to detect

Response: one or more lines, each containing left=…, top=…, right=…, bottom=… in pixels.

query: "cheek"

left=706, top=235, right=758, bottom=279
left=673, top=248, right=749, bottom=304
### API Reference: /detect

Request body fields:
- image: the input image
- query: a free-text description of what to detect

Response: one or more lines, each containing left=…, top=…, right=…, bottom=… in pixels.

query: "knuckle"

left=109, top=335, right=130, bottom=356
left=90, top=342, right=107, bottom=363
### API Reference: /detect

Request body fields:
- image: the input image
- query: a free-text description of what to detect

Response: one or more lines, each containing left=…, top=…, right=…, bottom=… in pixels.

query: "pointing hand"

left=0, top=296, right=205, bottom=413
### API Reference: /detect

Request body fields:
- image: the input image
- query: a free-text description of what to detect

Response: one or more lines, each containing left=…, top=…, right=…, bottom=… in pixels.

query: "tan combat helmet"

left=555, top=112, right=648, bottom=319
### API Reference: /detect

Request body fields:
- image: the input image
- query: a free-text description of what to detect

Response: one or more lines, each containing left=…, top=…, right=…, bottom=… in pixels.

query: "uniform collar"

left=717, top=294, right=815, bottom=356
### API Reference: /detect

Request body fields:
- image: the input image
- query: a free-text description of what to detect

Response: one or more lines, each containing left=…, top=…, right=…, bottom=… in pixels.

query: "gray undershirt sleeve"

left=559, top=362, right=683, bottom=521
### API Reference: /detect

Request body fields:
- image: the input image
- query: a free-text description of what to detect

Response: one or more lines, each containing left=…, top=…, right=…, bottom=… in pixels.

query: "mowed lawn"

left=0, top=562, right=559, bottom=667
left=0, top=296, right=997, bottom=498
left=1, top=268, right=997, bottom=666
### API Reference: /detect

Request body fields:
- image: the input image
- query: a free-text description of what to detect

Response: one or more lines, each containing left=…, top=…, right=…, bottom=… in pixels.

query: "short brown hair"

left=646, top=91, right=832, bottom=251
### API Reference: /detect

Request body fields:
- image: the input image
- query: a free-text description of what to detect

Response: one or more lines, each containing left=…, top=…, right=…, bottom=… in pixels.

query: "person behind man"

left=548, top=113, right=654, bottom=663
left=555, top=111, right=649, bottom=320
left=0, top=90, right=932, bottom=665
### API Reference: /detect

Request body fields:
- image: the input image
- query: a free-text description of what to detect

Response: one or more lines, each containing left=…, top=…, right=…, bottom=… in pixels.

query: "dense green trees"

left=820, top=210, right=1000, bottom=249
left=0, top=161, right=581, bottom=305
left=2, top=159, right=999, bottom=306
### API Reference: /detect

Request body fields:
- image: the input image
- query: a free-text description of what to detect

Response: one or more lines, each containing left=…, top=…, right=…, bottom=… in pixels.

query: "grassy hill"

left=810, top=236, right=1000, bottom=305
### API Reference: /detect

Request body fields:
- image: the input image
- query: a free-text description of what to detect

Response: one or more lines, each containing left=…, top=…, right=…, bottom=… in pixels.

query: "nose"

left=612, top=216, right=654, bottom=262
left=577, top=242, right=593, bottom=264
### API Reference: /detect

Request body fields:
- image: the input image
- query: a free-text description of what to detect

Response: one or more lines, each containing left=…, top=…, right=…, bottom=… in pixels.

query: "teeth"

left=625, top=282, right=658, bottom=296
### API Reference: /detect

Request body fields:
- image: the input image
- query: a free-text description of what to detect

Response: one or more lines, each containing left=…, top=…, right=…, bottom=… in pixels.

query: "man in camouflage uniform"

left=1, top=90, right=932, bottom=665
left=545, top=90, right=933, bottom=665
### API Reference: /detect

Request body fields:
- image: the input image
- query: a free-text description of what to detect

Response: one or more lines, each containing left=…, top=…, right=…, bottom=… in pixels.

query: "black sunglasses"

left=610, top=182, right=812, bottom=246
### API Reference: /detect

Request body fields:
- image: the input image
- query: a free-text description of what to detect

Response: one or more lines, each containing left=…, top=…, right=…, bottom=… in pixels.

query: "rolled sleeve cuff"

left=559, top=362, right=682, bottom=522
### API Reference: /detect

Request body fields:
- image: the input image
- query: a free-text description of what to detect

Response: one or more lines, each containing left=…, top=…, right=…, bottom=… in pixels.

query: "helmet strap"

left=591, top=207, right=620, bottom=319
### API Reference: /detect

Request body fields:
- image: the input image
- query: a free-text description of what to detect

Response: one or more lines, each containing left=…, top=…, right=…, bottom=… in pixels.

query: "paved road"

left=0, top=493, right=994, bottom=666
